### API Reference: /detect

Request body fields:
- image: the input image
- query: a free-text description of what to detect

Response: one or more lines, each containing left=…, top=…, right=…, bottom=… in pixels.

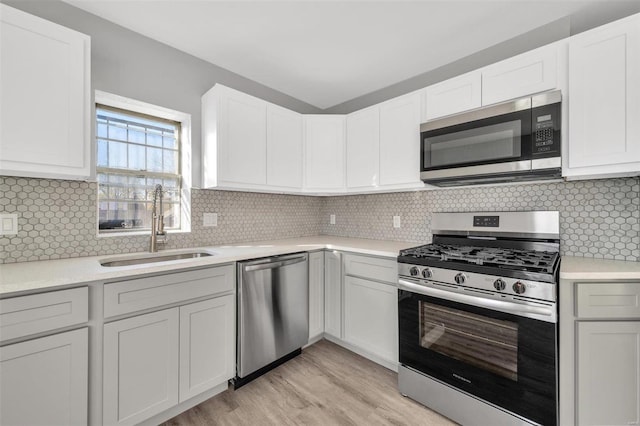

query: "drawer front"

left=0, top=287, right=88, bottom=342
left=104, top=265, right=234, bottom=318
left=343, top=253, right=397, bottom=284
left=576, top=282, right=640, bottom=319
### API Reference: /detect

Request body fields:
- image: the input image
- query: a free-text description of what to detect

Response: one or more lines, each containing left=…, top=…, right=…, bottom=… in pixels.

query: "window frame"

left=94, top=91, right=192, bottom=237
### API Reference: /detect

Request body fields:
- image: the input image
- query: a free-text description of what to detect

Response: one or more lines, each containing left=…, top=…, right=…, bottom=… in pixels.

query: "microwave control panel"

left=533, top=113, right=559, bottom=155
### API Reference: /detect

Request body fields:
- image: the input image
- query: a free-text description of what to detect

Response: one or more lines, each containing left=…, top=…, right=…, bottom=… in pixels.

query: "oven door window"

left=420, top=301, right=518, bottom=381
left=422, top=109, right=531, bottom=171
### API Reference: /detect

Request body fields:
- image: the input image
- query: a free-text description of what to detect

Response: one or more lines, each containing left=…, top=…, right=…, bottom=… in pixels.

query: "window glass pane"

left=108, top=142, right=127, bottom=169
left=97, top=121, right=108, bottom=138
left=147, top=130, right=163, bottom=147
left=97, top=139, right=108, bottom=168
left=163, top=150, right=177, bottom=174
left=109, top=123, right=127, bottom=142
left=128, top=125, right=146, bottom=144
left=147, top=147, right=163, bottom=172
left=163, top=134, right=176, bottom=149
left=128, top=144, right=145, bottom=170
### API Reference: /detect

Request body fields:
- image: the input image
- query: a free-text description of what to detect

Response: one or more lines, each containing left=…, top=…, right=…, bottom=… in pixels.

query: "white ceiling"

left=65, top=0, right=607, bottom=109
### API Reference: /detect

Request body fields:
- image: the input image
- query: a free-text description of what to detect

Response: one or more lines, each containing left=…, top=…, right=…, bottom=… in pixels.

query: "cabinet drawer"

left=0, top=287, right=88, bottom=343
left=576, top=282, right=640, bottom=318
left=343, top=253, right=397, bottom=284
left=104, top=265, right=234, bottom=318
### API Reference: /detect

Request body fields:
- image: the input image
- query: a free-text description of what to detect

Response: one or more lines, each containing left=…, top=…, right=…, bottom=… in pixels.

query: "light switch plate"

left=203, top=213, right=218, bottom=227
left=0, top=214, right=18, bottom=235
left=393, top=215, right=401, bottom=228
left=330, top=214, right=336, bottom=225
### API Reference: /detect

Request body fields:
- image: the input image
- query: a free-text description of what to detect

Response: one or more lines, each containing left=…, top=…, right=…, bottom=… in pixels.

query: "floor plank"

left=163, top=340, right=456, bottom=425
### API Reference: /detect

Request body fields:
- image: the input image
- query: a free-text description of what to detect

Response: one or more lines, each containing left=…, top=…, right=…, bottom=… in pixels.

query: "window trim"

left=94, top=91, right=192, bottom=237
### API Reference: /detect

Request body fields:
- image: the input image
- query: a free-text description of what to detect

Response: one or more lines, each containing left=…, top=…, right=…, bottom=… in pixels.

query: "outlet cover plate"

left=203, top=213, right=218, bottom=227
left=0, top=214, right=18, bottom=235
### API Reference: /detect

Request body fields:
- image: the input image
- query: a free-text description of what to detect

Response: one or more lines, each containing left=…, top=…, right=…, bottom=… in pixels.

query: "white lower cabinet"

left=560, top=279, right=640, bottom=426
left=343, top=276, right=398, bottom=364
left=103, top=294, right=235, bottom=426
left=308, top=251, right=325, bottom=342
left=324, top=251, right=342, bottom=339
left=179, top=295, right=235, bottom=402
left=576, top=321, right=640, bottom=426
left=103, top=308, right=180, bottom=426
left=0, top=328, right=88, bottom=426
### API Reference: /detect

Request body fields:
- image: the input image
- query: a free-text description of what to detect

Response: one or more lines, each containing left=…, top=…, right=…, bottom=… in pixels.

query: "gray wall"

left=1, top=0, right=323, bottom=189
left=324, top=1, right=640, bottom=114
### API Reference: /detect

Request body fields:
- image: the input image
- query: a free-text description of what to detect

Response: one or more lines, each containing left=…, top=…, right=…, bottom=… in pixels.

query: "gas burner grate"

left=400, top=244, right=559, bottom=273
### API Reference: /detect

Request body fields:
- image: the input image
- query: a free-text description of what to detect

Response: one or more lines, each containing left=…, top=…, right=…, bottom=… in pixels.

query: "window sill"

left=97, top=229, right=191, bottom=238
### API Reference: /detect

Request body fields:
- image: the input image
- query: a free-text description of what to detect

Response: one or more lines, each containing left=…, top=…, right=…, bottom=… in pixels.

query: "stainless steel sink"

left=100, top=251, right=214, bottom=267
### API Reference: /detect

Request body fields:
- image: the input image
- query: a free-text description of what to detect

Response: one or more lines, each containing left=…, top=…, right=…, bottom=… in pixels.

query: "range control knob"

left=422, top=268, right=433, bottom=279
left=454, top=273, right=466, bottom=284
left=493, top=279, right=506, bottom=291
left=410, top=267, right=419, bottom=277
left=513, top=281, right=527, bottom=294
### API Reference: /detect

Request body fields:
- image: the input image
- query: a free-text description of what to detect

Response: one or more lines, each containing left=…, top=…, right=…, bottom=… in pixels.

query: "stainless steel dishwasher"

left=234, top=252, right=309, bottom=388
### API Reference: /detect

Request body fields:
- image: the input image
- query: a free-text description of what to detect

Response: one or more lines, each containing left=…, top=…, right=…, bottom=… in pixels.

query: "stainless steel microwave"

left=420, top=91, right=562, bottom=186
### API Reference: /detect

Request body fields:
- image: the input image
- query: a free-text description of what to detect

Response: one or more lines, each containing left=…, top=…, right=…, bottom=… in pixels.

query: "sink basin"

left=100, top=251, right=214, bottom=267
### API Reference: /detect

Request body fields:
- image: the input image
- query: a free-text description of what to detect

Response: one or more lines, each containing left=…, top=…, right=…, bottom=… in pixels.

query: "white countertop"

left=561, top=256, right=640, bottom=280
left=0, top=236, right=415, bottom=297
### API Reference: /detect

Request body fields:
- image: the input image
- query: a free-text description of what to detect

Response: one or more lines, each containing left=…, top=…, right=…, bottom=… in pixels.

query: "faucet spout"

left=149, top=184, right=167, bottom=253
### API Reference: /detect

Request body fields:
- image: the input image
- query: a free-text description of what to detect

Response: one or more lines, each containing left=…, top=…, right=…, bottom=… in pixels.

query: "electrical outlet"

left=0, top=213, right=18, bottom=235
left=203, top=213, right=218, bottom=227
left=393, top=215, right=401, bottom=228
left=330, top=214, right=336, bottom=225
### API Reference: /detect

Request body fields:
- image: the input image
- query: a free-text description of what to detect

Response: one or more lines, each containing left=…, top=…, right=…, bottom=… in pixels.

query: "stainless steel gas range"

left=397, top=211, right=560, bottom=426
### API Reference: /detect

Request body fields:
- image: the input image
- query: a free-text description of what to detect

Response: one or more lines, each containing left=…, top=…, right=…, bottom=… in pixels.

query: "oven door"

left=421, top=106, right=532, bottom=180
left=398, top=282, right=557, bottom=426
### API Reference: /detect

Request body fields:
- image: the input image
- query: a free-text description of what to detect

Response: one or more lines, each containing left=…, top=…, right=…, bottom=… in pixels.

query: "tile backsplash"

left=322, top=178, right=640, bottom=261
left=1, top=176, right=638, bottom=263
left=0, top=177, right=321, bottom=263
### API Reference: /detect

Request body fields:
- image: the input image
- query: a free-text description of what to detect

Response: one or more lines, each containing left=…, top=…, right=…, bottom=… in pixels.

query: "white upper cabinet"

left=304, top=115, right=346, bottom=192
left=481, top=41, right=561, bottom=105
left=565, top=13, right=640, bottom=180
left=202, top=84, right=267, bottom=189
left=379, top=91, right=422, bottom=187
left=266, top=104, right=303, bottom=189
left=0, top=4, right=91, bottom=180
left=346, top=106, right=380, bottom=189
left=425, top=71, right=481, bottom=120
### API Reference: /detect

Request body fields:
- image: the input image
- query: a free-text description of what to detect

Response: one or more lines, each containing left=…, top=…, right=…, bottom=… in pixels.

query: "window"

left=96, top=104, right=182, bottom=233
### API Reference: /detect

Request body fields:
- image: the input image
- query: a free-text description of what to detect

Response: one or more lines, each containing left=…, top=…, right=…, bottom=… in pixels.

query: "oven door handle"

left=398, top=279, right=555, bottom=319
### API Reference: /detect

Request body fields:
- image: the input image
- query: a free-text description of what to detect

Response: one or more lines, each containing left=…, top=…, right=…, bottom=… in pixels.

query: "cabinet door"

left=343, top=277, right=398, bottom=364
left=103, top=308, right=179, bottom=426
left=266, top=104, right=303, bottom=189
left=482, top=43, right=558, bottom=106
left=425, top=71, right=481, bottom=120
left=218, top=86, right=267, bottom=186
left=308, top=251, right=325, bottom=341
left=0, top=4, right=90, bottom=180
left=577, top=321, right=640, bottom=426
left=346, top=106, right=380, bottom=189
left=324, top=251, right=342, bottom=338
left=379, top=92, right=422, bottom=186
left=567, top=14, right=640, bottom=176
left=0, top=328, right=88, bottom=426
left=304, top=115, right=345, bottom=191
left=179, top=295, right=234, bottom=402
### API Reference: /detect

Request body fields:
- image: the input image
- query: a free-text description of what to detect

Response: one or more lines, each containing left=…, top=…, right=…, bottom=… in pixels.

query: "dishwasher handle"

left=242, top=255, right=307, bottom=272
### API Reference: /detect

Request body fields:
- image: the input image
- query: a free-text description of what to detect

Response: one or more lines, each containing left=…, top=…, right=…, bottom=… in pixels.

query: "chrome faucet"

left=149, top=184, right=167, bottom=252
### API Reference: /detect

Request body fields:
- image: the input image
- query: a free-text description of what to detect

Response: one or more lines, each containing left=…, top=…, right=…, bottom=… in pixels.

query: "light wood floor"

left=163, top=339, right=456, bottom=425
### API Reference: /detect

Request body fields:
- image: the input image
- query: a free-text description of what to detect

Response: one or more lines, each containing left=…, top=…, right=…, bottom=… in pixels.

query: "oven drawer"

left=576, top=282, right=640, bottom=319
left=343, top=253, right=397, bottom=284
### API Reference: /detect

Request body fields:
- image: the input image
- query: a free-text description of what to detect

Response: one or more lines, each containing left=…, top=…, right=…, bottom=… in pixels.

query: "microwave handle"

left=398, top=279, right=556, bottom=322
